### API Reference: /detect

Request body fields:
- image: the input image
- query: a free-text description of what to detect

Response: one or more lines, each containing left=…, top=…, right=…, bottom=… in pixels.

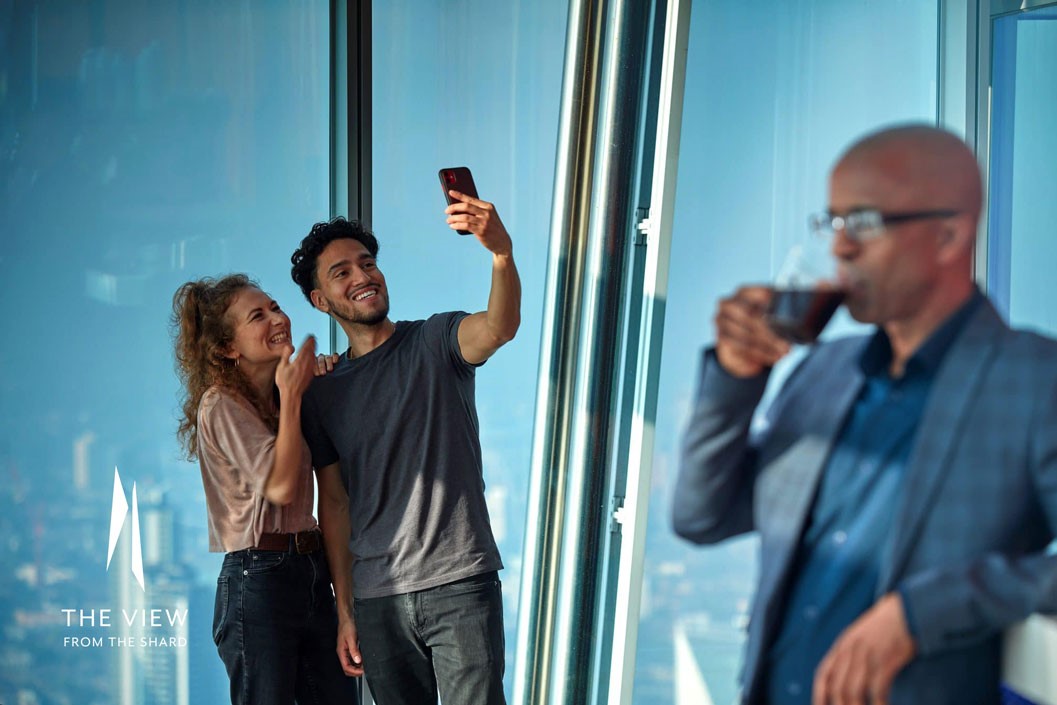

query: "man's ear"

left=936, top=215, right=975, bottom=265
left=310, top=290, right=329, bottom=313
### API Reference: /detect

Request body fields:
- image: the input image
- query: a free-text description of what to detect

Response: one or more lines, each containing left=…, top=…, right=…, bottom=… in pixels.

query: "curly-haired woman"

left=172, top=274, right=358, bottom=705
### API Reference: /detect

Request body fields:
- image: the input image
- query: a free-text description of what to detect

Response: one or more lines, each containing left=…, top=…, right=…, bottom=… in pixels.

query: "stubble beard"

left=327, top=292, right=390, bottom=326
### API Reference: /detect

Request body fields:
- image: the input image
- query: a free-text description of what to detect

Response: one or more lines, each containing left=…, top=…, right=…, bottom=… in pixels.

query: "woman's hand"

left=275, top=335, right=317, bottom=400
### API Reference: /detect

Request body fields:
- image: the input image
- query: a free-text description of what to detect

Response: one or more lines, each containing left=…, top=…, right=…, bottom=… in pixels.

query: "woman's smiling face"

left=224, top=287, right=292, bottom=370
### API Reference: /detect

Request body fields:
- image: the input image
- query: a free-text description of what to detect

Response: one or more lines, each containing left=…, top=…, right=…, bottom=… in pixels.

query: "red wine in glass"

left=766, top=287, right=846, bottom=344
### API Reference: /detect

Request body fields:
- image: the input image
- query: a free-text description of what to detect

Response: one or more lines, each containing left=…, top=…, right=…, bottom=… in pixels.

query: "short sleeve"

left=423, top=311, right=480, bottom=373
left=198, top=391, right=276, bottom=496
left=301, top=386, right=339, bottom=468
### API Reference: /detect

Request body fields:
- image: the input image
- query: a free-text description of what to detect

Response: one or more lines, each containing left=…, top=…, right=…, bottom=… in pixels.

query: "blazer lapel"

left=879, top=301, right=1006, bottom=590
left=757, top=355, right=866, bottom=630
left=744, top=350, right=867, bottom=695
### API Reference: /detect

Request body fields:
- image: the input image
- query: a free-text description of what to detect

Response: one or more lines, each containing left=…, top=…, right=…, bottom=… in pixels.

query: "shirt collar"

left=858, top=287, right=984, bottom=380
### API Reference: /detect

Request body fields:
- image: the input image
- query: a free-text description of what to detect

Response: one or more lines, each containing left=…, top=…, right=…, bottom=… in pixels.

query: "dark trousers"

left=213, top=548, right=361, bottom=705
left=354, top=571, right=506, bottom=705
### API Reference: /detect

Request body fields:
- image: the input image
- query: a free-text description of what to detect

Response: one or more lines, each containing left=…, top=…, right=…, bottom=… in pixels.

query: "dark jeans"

left=213, top=547, right=361, bottom=705
left=354, top=571, right=506, bottom=705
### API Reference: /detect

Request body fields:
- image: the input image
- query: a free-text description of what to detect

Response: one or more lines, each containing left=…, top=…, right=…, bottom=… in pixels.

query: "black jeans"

left=354, top=571, right=506, bottom=705
left=213, top=548, right=360, bottom=705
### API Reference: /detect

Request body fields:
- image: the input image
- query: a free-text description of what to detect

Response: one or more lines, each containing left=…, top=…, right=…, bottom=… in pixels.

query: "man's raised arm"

left=445, top=190, right=521, bottom=364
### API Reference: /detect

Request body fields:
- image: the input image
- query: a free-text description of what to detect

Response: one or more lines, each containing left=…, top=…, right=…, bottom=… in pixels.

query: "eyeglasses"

left=808, top=208, right=961, bottom=243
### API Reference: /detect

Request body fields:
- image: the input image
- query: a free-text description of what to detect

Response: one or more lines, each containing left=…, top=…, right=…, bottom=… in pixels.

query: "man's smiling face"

left=310, top=238, right=390, bottom=326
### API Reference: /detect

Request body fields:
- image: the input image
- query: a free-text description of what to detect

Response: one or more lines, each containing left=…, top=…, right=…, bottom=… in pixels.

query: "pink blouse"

left=196, top=386, right=317, bottom=552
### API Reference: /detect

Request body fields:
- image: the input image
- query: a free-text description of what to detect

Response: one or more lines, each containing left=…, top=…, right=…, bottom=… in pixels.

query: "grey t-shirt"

left=302, top=311, right=503, bottom=599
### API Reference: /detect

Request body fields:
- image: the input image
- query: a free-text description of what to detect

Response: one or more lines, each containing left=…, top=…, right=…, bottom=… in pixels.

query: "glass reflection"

left=0, top=2, right=329, bottom=703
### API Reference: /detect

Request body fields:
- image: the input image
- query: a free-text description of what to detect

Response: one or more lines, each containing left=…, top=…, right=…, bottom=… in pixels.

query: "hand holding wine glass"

left=765, top=234, right=846, bottom=345
left=714, top=286, right=792, bottom=378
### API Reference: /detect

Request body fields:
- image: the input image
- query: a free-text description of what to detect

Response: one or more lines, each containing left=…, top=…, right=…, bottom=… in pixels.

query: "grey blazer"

left=673, top=297, right=1057, bottom=705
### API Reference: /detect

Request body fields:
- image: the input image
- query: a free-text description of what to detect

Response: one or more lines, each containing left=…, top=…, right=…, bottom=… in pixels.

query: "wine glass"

left=765, top=234, right=846, bottom=344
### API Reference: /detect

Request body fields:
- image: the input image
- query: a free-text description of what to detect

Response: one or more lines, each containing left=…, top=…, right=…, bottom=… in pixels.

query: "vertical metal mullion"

left=513, top=0, right=604, bottom=700
left=329, top=0, right=371, bottom=354
left=938, top=0, right=991, bottom=287
left=555, top=0, right=656, bottom=697
left=588, top=0, right=668, bottom=702
left=607, top=0, right=691, bottom=701
left=972, top=0, right=989, bottom=286
left=349, top=0, right=372, bottom=229
left=514, top=0, right=659, bottom=702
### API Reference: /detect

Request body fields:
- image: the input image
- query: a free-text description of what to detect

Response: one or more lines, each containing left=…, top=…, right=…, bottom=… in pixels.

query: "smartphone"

left=438, top=166, right=479, bottom=235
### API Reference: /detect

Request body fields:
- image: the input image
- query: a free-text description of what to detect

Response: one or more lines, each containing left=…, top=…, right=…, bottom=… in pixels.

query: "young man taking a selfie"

left=291, top=185, right=520, bottom=705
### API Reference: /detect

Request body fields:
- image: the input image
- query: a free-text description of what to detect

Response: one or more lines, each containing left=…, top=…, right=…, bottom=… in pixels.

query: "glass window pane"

left=0, top=3, right=329, bottom=703
left=371, top=0, right=567, bottom=697
left=634, top=3, right=938, bottom=703
left=988, top=6, right=1057, bottom=337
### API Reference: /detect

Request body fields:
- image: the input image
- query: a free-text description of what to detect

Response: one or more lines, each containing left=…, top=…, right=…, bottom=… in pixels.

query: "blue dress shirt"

left=765, top=292, right=982, bottom=705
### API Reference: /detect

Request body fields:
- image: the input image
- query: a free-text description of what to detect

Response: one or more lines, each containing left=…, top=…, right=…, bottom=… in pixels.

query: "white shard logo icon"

left=106, top=467, right=145, bottom=591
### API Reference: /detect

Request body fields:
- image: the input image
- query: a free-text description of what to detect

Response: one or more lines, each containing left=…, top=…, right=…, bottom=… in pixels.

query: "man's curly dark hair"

left=290, top=217, right=379, bottom=303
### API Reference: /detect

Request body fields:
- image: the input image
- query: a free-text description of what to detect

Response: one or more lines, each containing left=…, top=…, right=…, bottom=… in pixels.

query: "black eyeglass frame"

left=808, top=208, right=961, bottom=243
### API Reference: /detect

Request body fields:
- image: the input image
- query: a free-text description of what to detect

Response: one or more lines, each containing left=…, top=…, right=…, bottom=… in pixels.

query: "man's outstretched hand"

left=445, top=190, right=513, bottom=258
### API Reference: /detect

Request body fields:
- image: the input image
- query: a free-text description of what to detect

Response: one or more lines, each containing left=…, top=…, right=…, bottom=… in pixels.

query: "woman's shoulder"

left=197, top=385, right=276, bottom=457
left=198, top=385, right=256, bottom=423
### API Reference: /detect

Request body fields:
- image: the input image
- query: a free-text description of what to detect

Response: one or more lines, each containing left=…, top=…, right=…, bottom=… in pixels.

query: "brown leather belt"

left=254, top=529, right=322, bottom=554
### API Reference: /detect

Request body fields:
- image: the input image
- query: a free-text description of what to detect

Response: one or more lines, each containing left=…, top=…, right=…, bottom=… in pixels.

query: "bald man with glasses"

left=673, top=124, right=1057, bottom=705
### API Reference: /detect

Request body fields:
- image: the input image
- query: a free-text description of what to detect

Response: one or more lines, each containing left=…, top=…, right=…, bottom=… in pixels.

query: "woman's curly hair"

left=170, top=274, right=277, bottom=460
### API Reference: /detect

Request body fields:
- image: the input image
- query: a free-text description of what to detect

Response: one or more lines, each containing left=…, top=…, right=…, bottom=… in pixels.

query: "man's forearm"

left=485, top=253, right=521, bottom=344
left=317, top=467, right=354, bottom=620
left=322, top=507, right=354, bottom=620
left=672, top=349, right=768, bottom=544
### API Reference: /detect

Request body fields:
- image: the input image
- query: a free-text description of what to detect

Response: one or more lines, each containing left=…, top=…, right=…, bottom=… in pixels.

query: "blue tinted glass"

left=634, top=3, right=938, bottom=703
left=0, top=2, right=329, bottom=702
left=988, top=7, right=1057, bottom=336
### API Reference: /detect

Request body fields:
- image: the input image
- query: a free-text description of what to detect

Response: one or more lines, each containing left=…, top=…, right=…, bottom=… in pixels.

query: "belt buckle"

left=294, top=531, right=314, bottom=554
